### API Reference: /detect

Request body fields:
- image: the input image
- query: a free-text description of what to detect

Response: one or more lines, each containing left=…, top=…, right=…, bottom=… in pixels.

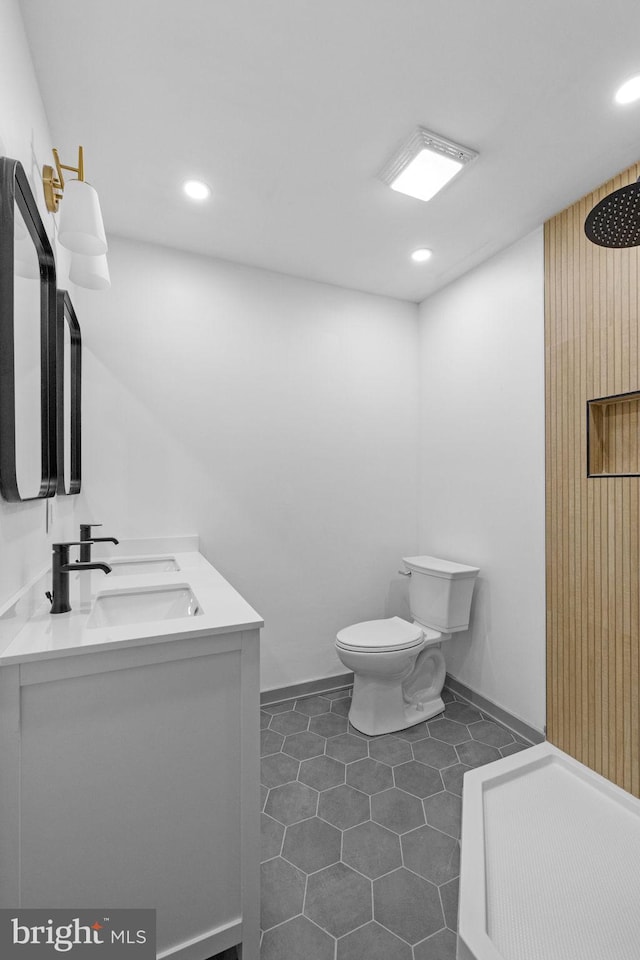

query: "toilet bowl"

left=335, top=555, right=479, bottom=736
left=336, top=617, right=445, bottom=736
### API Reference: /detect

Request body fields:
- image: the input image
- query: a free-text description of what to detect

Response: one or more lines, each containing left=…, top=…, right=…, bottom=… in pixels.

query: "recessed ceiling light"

left=615, top=75, right=640, bottom=105
left=183, top=179, right=211, bottom=201
left=411, top=248, right=432, bottom=263
left=379, top=127, right=477, bottom=203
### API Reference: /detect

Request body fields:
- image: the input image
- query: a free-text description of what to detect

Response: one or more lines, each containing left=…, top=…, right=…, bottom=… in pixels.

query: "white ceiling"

left=19, top=0, right=640, bottom=302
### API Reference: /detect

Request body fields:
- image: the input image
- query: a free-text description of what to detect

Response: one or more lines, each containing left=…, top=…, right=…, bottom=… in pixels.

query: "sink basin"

left=108, top=556, right=180, bottom=576
left=87, top=585, right=202, bottom=628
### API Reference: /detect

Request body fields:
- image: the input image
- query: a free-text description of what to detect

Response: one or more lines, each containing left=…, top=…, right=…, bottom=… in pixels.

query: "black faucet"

left=48, top=542, right=112, bottom=615
left=79, top=523, right=119, bottom=562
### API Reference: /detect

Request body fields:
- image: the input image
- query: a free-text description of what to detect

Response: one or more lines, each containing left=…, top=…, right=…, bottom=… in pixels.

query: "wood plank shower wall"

left=545, top=162, right=640, bottom=797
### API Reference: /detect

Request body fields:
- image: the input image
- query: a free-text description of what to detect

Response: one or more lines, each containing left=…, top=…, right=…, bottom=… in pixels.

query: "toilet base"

left=348, top=675, right=445, bottom=737
left=346, top=640, right=447, bottom=737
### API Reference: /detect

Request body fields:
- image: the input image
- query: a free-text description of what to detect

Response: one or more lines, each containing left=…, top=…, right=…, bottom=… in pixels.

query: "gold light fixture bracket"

left=43, top=146, right=85, bottom=213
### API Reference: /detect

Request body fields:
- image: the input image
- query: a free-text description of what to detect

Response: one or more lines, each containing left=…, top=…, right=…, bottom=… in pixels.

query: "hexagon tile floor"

left=255, top=686, right=532, bottom=960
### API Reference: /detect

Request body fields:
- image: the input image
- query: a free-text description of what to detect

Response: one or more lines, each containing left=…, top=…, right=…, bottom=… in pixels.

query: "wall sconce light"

left=43, top=146, right=107, bottom=254
left=42, top=146, right=110, bottom=289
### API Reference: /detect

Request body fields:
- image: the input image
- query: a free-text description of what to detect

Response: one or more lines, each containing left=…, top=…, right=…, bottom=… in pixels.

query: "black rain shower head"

left=584, top=177, right=640, bottom=248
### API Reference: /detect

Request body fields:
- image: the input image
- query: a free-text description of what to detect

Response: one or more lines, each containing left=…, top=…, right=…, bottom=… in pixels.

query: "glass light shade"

left=58, top=179, right=107, bottom=255
left=14, top=233, right=40, bottom=279
left=54, top=237, right=72, bottom=288
left=69, top=252, right=111, bottom=290
left=14, top=215, right=27, bottom=241
left=411, top=248, right=432, bottom=263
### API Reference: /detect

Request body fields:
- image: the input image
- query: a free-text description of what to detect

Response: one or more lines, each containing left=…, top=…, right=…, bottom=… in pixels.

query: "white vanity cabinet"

left=0, top=540, right=262, bottom=960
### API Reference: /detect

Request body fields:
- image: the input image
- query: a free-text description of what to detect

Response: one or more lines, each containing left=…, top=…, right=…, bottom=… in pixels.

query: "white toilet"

left=335, top=555, right=479, bottom=736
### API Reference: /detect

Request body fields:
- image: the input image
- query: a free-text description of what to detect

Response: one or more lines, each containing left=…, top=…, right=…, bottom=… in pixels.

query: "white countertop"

left=0, top=539, right=263, bottom=666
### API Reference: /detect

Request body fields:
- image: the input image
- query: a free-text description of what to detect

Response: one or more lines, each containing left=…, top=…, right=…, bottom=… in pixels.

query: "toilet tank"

left=402, top=555, right=480, bottom=632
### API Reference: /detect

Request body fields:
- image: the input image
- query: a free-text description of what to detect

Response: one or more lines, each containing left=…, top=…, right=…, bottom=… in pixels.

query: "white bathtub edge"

left=457, top=741, right=565, bottom=960
left=457, top=741, right=640, bottom=960
left=458, top=742, right=554, bottom=960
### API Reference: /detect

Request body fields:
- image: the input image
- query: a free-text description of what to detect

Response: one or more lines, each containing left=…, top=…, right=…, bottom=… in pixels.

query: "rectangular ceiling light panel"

left=380, top=127, right=478, bottom=203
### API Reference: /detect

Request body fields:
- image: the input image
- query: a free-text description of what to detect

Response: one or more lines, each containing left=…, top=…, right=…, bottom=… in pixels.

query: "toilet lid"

left=336, top=617, right=424, bottom=653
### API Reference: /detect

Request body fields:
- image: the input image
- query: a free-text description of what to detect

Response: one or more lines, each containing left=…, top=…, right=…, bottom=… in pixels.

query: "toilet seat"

left=336, top=616, right=424, bottom=654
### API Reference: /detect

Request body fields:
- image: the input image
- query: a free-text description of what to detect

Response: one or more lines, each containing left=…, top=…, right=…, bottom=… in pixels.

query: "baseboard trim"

left=261, top=673, right=353, bottom=707
left=445, top=674, right=545, bottom=745
left=260, top=671, right=545, bottom=746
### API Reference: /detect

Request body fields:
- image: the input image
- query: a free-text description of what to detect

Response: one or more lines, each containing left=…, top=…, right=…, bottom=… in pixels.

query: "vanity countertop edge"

left=0, top=536, right=263, bottom=667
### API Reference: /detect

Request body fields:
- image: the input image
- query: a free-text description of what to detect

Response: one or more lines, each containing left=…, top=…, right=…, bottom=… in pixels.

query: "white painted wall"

left=0, top=0, right=77, bottom=607
left=73, top=238, right=419, bottom=689
left=417, top=229, right=546, bottom=731
left=0, top=0, right=546, bottom=721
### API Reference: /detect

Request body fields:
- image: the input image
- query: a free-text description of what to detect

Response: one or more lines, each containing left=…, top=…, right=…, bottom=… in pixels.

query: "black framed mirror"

left=56, top=290, right=81, bottom=495
left=0, top=157, right=57, bottom=501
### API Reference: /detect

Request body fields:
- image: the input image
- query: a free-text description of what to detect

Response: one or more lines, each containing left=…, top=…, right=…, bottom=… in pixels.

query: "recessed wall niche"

left=587, top=390, right=640, bottom=477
